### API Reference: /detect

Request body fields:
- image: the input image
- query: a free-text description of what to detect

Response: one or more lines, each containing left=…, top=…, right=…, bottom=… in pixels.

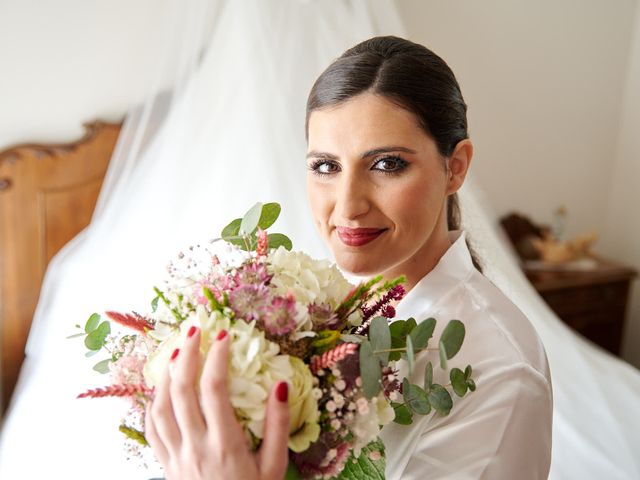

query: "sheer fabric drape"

left=1, top=1, right=638, bottom=479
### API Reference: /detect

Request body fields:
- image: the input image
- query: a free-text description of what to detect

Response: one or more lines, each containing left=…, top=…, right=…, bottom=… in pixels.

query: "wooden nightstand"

left=524, top=260, right=637, bottom=356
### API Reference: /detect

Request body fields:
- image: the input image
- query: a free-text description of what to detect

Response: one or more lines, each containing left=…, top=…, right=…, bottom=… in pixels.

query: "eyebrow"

left=306, top=146, right=417, bottom=160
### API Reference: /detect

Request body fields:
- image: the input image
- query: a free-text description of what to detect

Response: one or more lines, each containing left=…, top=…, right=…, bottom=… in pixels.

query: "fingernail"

left=216, top=329, right=228, bottom=341
left=187, top=326, right=198, bottom=338
left=275, top=381, right=288, bottom=402
left=170, top=348, right=180, bottom=361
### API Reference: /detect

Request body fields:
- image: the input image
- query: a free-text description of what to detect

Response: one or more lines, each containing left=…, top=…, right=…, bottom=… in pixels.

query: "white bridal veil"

left=1, top=1, right=639, bottom=479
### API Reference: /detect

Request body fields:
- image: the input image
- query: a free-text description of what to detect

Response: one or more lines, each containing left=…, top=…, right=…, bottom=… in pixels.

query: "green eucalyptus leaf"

left=388, top=350, right=402, bottom=362
left=370, top=316, right=391, bottom=364
left=464, top=364, right=473, bottom=380
left=391, top=402, right=413, bottom=425
left=440, top=319, right=465, bottom=360
left=405, top=335, right=415, bottom=375
left=84, top=321, right=111, bottom=351
left=151, top=295, right=159, bottom=313
left=337, top=439, right=386, bottom=479
left=389, top=320, right=407, bottom=338
left=406, top=317, right=417, bottom=332
left=257, top=202, right=281, bottom=230
left=389, top=320, right=407, bottom=361
left=267, top=233, right=293, bottom=251
left=221, top=218, right=241, bottom=238
left=285, top=461, right=304, bottom=480
left=85, top=313, right=101, bottom=333
left=92, top=359, right=111, bottom=374
left=467, top=378, right=477, bottom=392
left=403, top=378, right=431, bottom=415
left=450, top=367, right=468, bottom=397
left=424, top=361, right=434, bottom=391
left=409, top=317, right=436, bottom=351
left=240, top=202, right=263, bottom=235
left=85, top=349, right=100, bottom=358
left=428, top=384, right=453, bottom=416
left=359, top=341, right=382, bottom=398
left=439, top=340, right=448, bottom=370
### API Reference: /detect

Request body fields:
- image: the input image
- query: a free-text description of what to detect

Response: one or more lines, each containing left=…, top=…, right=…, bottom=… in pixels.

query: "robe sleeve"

left=401, top=363, right=553, bottom=479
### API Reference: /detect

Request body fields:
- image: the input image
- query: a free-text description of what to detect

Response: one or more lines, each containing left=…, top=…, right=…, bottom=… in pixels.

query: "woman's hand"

left=145, top=326, right=291, bottom=480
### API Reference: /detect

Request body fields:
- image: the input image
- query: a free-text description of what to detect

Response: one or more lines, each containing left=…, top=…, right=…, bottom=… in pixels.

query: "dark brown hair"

left=305, top=35, right=482, bottom=271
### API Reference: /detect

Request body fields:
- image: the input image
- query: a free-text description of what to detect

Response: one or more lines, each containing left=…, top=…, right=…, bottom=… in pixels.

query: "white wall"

left=396, top=0, right=640, bottom=368
left=396, top=0, right=637, bottom=239
left=0, top=0, right=171, bottom=147
left=601, top=3, right=640, bottom=367
left=0, top=0, right=638, bottom=366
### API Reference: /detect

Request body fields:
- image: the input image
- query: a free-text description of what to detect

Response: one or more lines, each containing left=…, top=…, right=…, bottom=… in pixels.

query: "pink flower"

left=229, top=284, right=270, bottom=321
left=256, top=228, right=269, bottom=256
left=261, top=293, right=297, bottom=335
left=194, top=280, right=215, bottom=305
left=233, top=261, right=272, bottom=287
left=308, top=303, right=340, bottom=330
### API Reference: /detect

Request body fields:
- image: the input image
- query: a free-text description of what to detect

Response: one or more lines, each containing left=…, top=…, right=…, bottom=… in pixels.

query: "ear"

left=445, top=139, right=473, bottom=195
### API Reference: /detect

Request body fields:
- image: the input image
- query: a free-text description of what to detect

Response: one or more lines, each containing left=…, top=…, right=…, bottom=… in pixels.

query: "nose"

left=334, top=170, right=370, bottom=222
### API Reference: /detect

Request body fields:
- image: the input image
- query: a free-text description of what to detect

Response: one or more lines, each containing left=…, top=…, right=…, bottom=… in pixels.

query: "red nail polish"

left=170, top=348, right=180, bottom=361
left=275, top=381, right=288, bottom=402
left=187, top=326, right=198, bottom=338
left=216, top=329, right=228, bottom=341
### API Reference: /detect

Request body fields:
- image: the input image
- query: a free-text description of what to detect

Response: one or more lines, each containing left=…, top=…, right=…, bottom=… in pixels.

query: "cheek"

left=391, top=178, right=446, bottom=232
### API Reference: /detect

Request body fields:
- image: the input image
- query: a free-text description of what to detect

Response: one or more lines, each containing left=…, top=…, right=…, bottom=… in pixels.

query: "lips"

left=336, top=227, right=387, bottom=247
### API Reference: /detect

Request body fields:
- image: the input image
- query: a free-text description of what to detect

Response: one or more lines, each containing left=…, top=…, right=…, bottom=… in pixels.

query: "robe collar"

left=394, top=230, right=474, bottom=320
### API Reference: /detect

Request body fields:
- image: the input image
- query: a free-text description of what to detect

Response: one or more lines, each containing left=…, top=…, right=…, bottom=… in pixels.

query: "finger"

left=170, top=325, right=206, bottom=439
left=200, top=330, right=245, bottom=446
left=149, top=351, right=182, bottom=453
left=258, top=381, right=290, bottom=479
left=145, top=400, right=169, bottom=466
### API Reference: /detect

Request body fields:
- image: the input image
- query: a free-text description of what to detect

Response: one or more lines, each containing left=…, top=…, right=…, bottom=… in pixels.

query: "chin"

left=334, top=253, right=387, bottom=278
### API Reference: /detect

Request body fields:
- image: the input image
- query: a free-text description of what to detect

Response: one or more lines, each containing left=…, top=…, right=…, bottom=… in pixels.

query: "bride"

left=145, top=36, right=553, bottom=479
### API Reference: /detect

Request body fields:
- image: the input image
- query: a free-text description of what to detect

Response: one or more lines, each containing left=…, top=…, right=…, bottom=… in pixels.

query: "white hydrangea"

left=267, top=247, right=355, bottom=330
left=143, top=305, right=319, bottom=449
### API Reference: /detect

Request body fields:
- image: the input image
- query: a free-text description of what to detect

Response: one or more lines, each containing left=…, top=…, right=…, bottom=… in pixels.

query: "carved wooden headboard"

left=0, top=121, right=122, bottom=413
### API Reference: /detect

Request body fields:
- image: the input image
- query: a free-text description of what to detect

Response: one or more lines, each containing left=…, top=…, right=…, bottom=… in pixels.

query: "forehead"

left=307, top=92, right=431, bottom=154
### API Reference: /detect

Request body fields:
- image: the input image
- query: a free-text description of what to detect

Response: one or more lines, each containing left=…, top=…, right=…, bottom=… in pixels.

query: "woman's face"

left=306, top=92, right=471, bottom=286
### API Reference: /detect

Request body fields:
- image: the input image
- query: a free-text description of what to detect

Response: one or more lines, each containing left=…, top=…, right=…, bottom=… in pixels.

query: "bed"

left=0, top=121, right=121, bottom=413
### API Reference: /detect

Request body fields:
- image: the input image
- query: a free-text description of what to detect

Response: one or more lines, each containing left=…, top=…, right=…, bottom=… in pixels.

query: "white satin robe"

left=380, top=231, right=553, bottom=479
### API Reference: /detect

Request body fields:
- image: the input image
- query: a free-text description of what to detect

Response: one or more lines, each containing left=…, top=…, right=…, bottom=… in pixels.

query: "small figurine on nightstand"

left=500, top=208, right=637, bottom=356
left=528, top=205, right=598, bottom=265
left=530, top=230, right=598, bottom=264
left=500, top=207, right=598, bottom=268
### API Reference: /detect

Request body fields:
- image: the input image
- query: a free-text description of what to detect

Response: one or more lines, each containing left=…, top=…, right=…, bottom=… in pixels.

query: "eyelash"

left=308, top=155, right=409, bottom=177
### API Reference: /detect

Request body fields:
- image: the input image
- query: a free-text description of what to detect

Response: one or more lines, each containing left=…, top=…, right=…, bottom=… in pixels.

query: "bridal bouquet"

left=73, top=202, right=476, bottom=479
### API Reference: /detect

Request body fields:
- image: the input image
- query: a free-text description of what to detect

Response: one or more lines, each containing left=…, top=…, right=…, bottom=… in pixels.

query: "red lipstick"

left=336, top=227, right=387, bottom=247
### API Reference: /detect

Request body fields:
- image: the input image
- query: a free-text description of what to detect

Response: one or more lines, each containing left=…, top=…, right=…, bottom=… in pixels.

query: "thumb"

left=259, top=381, right=290, bottom=479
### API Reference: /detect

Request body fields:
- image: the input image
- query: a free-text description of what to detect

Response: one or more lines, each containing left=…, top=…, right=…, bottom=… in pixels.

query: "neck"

left=381, top=221, right=452, bottom=295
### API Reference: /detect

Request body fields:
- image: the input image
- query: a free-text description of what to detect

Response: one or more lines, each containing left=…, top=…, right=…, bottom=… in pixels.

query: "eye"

left=308, top=159, right=340, bottom=176
left=371, top=155, right=408, bottom=174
